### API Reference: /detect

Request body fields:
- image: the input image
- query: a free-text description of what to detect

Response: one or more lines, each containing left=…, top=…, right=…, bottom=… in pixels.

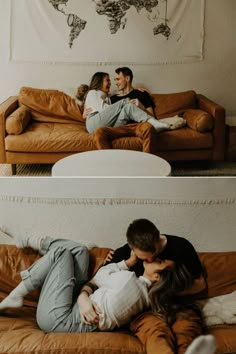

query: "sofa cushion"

left=0, top=307, right=144, bottom=354
left=19, top=87, right=84, bottom=123
left=5, top=122, right=143, bottom=153
left=6, top=105, right=31, bottom=135
left=151, top=127, right=213, bottom=152
left=184, top=109, right=214, bottom=132
left=5, top=122, right=96, bottom=153
left=152, top=90, right=197, bottom=118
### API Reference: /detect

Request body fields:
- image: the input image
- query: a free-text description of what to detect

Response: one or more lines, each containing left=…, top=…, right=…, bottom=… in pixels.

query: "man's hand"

left=103, top=249, right=114, bottom=265
left=83, top=106, right=92, bottom=119
left=77, top=292, right=102, bottom=324
left=125, top=250, right=139, bottom=268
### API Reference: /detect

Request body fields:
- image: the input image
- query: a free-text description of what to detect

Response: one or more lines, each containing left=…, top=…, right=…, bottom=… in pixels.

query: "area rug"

left=0, top=162, right=236, bottom=177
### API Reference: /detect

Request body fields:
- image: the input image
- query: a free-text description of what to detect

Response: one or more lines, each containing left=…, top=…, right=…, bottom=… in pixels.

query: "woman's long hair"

left=76, top=72, right=109, bottom=103
left=148, top=263, right=194, bottom=325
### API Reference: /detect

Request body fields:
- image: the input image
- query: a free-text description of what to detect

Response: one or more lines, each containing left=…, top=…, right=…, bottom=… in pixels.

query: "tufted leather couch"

left=0, top=87, right=226, bottom=174
left=0, top=244, right=236, bottom=354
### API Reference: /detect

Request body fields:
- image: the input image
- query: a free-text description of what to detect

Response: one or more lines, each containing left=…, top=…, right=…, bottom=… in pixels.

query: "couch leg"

left=11, top=164, right=16, bottom=175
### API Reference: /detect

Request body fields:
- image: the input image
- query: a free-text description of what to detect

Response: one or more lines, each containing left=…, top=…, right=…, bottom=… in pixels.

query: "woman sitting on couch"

left=0, top=235, right=193, bottom=333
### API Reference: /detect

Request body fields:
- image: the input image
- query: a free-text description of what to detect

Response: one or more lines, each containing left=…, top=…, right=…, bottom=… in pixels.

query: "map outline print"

left=48, top=0, right=171, bottom=48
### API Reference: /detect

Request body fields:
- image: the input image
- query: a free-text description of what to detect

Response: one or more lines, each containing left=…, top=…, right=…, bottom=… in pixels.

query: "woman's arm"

left=77, top=281, right=101, bottom=325
left=84, top=90, right=110, bottom=116
left=77, top=251, right=138, bottom=324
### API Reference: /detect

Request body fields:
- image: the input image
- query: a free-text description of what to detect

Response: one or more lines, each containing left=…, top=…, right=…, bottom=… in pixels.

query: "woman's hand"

left=125, top=250, right=138, bottom=268
left=129, top=98, right=145, bottom=111
left=77, top=292, right=102, bottom=324
left=83, top=106, right=92, bottom=119
left=103, top=249, right=114, bottom=265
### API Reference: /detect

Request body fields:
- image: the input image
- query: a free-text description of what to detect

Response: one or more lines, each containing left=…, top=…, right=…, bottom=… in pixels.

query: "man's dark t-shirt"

left=111, top=89, right=154, bottom=110
left=108, top=234, right=203, bottom=279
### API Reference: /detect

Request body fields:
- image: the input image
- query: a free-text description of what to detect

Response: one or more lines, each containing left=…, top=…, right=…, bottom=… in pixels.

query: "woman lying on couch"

left=0, top=235, right=193, bottom=333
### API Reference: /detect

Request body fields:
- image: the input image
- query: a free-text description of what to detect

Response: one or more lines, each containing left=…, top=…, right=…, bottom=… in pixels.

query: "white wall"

left=0, top=177, right=235, bottom=252
left=0, top=0, right=235, bottom=115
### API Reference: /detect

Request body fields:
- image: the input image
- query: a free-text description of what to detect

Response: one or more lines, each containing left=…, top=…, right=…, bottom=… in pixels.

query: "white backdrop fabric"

left=0, top=178, right=235, bottom=252
left=10, top=0, right=205, bottom=64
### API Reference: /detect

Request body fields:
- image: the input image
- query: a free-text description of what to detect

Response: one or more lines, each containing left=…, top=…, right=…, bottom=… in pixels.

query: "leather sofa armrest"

left=197, top=94, right=226, bottom=160
left=0, top=96, right=19, bottom=162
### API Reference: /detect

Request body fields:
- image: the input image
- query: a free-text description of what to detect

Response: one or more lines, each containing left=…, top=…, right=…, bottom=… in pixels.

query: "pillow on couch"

left=19, top=87, right=84, bottom=124
left=197, top=291, right=236, bottom=326
left=6, top=105, right=31, bottom=135
left=152, top=90, right=197, bottom=118
left=184, top=109, right=214, bottom=132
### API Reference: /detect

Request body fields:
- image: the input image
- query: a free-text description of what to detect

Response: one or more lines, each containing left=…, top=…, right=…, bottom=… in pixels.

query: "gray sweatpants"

left=20, top=237, right=97, bottom=333
left=86, top=98, right=153, bottom=133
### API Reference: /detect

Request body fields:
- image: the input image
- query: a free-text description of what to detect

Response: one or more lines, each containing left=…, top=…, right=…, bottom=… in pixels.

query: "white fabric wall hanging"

left=10, top=0, right=205, bottom=64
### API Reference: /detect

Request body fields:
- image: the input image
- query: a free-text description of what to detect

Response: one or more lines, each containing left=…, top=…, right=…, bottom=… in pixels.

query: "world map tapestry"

left=10, top=0, right=205, bottom=64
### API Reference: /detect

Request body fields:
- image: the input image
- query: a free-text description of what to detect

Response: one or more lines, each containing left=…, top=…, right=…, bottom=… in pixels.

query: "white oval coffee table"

left=52, top=150, right=171, bottom=177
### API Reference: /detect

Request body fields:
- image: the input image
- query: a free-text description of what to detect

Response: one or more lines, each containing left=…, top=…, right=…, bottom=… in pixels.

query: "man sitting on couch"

left=111, top=66, right=156, bottom=117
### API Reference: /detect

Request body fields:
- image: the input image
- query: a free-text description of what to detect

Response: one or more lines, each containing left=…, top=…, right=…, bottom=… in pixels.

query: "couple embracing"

left=0, top=218, right=214, bottom=354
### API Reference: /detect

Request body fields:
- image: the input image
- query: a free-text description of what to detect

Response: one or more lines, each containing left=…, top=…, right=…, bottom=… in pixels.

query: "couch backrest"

left=0, top=245, right=235, bottom=308
left=199, top=252, right=236, bottom=298
left=18, top=87, right=84, bottom=124
left=152, top=90, right=197, bottom=118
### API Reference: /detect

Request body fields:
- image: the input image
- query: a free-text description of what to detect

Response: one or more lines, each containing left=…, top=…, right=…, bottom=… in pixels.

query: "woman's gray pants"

left=20, top=237, right=97, bottom=333
left=86, top=98, right=153, bottom=133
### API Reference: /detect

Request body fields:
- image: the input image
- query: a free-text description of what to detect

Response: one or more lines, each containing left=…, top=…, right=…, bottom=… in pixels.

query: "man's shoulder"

left=114, top=243, right=130, bottom=253
left=165, top=234, right=194, bottom=247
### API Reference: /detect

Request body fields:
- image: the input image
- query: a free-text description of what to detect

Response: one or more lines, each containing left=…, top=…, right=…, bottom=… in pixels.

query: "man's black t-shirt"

left=109, top=235, right=203, bottom=279
left=111, top=89, right=154, bottom=109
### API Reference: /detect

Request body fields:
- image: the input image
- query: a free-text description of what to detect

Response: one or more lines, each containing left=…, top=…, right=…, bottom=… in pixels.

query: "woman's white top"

left=90, top=261, right=151, bottom=331
left=84, top=90, right=111, bottom=116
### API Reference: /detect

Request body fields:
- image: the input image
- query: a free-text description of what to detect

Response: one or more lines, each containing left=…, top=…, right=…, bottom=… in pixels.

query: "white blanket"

left=197, top=291, right=236, bottom=326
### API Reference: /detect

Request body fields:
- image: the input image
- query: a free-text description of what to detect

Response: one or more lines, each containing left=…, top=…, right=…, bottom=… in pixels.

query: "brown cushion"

left=5, top=106, right=31, bottom=135
left=152, top=90, right=197, bottom=118
left=19, top=87, right=84, bottom=123
left=226, top=125, right=236, bottom=161
left=184, top=109, right=214, bottom=132
left=199, top=252, right=236, bottom=298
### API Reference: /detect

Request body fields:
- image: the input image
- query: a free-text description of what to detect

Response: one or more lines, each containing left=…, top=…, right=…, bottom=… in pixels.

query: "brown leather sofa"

left=0, top=244, right=236, bottom=354
left=0, top=87, right=226, bottom=174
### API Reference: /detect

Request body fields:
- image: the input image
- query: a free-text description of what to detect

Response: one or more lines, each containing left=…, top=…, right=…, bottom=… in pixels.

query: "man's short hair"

left=126, top=218, right=160, bottom=253
left=115, top=67, right=133, bottom=83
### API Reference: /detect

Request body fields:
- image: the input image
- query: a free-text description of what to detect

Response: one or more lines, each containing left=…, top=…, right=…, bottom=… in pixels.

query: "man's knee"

left=130, top=312, right=175, bottom=354
left=130, top=312, right=170, bottom=335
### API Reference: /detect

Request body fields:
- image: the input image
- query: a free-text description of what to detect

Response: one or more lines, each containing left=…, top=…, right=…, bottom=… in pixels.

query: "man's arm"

left=145, top=106, right=155, bottom=117
left=180, top=274, right=207, bottom=296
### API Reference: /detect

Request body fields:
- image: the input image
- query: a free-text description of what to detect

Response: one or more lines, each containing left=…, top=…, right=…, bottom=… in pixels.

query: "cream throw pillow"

left=197, top=291, right=236, bottom=326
